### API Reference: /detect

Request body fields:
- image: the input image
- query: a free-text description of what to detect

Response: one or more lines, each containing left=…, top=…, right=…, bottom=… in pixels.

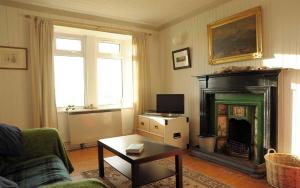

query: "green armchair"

left=0, top=128, right=106, bottom=188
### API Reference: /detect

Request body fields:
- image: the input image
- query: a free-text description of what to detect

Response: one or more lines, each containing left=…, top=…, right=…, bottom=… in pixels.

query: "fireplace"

left=191, top=69, right=281, bottom=178
left=226, top=118, right=252, bottom=160
left=214, top=93, right=265, bottom=163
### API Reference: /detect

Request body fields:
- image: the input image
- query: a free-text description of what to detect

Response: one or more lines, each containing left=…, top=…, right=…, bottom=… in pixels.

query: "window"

left=56, top=38, right=82, bottom=51
left=98, top=42, right=120, bottom=54
left=97, top=58, right=122, bottom=105
left=54, top=36, right=85, bottom=107
left=97, top=42, right=123, bottom=105
left=53, top=27, right=132, bottom=109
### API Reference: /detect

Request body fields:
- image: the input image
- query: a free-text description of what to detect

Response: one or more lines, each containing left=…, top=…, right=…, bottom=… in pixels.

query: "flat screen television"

left=156, top=94, right=184, bottom=114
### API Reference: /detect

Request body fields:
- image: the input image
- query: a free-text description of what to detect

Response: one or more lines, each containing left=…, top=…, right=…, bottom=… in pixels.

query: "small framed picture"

left=0, top=46, right=27, bottom=70
left=172, top=47, right=191, bottom=70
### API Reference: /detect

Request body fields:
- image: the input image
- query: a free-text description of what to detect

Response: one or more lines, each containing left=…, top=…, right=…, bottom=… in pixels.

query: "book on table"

left=126, top=144, right=144, bottom=154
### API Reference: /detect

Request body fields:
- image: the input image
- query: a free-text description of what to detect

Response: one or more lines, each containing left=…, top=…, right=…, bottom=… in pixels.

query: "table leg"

left=98, top=142, right=104, bottom=177
left=131, top=163, right=139, bottom=188
left=175, top=154, right=183, bottom=188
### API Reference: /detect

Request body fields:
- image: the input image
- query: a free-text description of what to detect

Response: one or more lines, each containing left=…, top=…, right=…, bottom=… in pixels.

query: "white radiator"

left=67, top=109, right=122, bottom=148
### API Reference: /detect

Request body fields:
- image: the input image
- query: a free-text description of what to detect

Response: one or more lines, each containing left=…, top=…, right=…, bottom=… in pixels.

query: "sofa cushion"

left=0, top=176, right=19, bottom=188
left=3, top=155, right=71, bottom=188
left=0, top=123, right=23, bottom=157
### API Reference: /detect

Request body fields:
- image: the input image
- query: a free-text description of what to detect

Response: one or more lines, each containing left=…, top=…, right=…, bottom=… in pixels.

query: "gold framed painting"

left=207, top=6, right=262, bottom=65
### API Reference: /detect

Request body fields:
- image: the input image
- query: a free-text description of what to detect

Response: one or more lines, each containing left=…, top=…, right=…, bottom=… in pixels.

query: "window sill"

left=57, top=104, right=133, bottom=114
left=66, top=108, right=121, bottom=115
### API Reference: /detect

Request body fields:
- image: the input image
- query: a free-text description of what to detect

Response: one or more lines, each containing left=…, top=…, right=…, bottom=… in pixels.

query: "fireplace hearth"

left=191, top=69, right=281, bottom=178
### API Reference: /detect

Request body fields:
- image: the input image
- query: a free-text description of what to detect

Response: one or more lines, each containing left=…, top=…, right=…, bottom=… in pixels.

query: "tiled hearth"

left=191, top=69, right=281, bottom=178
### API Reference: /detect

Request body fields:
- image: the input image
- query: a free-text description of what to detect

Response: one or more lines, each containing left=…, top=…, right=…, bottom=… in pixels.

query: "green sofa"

left=0, top=128, right=106, bottom=188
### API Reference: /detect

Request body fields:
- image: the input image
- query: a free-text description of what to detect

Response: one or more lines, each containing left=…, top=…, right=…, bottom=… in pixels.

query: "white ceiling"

left=8, top=0, right=229, bottom=28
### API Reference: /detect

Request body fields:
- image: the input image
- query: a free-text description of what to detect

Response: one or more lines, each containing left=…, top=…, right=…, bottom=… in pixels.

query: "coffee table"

left=98, top=134, right=184, bottom=188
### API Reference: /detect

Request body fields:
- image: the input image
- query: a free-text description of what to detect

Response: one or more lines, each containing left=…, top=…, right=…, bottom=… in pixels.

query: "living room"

left=0, top=0, right=300, bottom=187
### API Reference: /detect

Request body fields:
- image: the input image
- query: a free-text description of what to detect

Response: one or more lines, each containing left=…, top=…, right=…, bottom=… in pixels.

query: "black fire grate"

left=225, top=140, right=250, bottom=159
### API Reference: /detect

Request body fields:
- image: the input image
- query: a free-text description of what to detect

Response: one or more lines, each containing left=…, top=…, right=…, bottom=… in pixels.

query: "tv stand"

left=161, top=113, right=180, bottom=118
left=137, top=114, right=189, bottom=149
left=144, top=112, right=161, bottom=116
left=144, top=112, right=181, bottom=118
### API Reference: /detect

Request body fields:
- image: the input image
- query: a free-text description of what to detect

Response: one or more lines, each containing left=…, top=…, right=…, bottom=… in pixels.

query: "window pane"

left=54, top=56, right=85, bottom=107
left=97, top=58, right=122, bottom=105
left=56, top=38, right=82, bottom=51
left=98, top=43, right=120, bottom=54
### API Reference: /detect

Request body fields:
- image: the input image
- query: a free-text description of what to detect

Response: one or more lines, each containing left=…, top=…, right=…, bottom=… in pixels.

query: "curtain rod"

left=24, top=15, right=152, bottom=36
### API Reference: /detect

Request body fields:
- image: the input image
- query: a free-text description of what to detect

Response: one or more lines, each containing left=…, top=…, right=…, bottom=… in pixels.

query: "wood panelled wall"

left=0, top=6, right=32, bottom=129
left=158, top=0, right=300, bottom=154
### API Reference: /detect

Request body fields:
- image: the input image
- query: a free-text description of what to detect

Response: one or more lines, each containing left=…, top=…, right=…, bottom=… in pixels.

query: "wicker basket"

left=264, top=149, right=300, bottom=188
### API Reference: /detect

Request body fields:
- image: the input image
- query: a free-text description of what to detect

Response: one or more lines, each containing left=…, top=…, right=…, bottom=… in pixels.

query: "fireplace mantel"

left=192, top=69, right=281, bottom=178
left=198, top=69, right=281, bottom=148
left=197, top=69, right=281, bottom=89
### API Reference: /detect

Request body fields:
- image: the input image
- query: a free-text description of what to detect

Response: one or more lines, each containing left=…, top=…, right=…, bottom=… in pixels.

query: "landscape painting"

left=208, top=7, right=262, bottom=64
left=172, top=47, right=191, bottom=70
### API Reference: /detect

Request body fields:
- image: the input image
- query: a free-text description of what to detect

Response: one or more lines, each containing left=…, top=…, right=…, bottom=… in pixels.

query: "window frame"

left=98, top=41, right=121, bottom=55
left=53, top=31, right=132, bottom=109
left=54, top=34, right=85, bottom=56
left=96, top=39, right=125, bottom=106
left=54, top=34, right=87, bottom=107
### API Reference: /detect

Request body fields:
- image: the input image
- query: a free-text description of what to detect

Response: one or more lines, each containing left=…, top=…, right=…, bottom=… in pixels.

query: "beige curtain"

left=132, top=33, right=150, bottom=131
left=29, top=17, right=58, bottom=128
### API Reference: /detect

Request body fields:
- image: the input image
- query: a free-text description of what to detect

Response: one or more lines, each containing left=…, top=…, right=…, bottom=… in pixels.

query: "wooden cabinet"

left=138, top=116, right=150, bottom=131
left=137, top=115, right=189, bottom=149
left=149, top=121, right=164, bottom=136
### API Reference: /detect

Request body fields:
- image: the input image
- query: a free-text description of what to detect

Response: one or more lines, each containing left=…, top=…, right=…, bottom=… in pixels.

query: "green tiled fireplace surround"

left=212, top=93, right=264, bottom=164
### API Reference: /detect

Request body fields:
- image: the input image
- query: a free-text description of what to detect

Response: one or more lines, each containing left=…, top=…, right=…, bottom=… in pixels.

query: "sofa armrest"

left=3, top=128, right=73, bottom=173
left=40, top=179, right=107, bottom=188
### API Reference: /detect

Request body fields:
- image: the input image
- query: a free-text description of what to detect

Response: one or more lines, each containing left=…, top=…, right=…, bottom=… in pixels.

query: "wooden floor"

left=68, top=147, right=270, bottom=188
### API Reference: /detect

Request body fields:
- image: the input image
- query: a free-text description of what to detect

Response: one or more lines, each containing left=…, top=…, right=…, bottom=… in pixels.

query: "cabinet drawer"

left=138, top=117, right=149, bottom=131
left=137, top=130, right=164, bottom=143
left=149, top=121, right=164, bottom=136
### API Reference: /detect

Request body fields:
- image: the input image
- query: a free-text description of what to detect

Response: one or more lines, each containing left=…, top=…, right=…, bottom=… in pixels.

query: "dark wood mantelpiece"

left=198, top=69, right=282, bottom=78
left=192, top=68, right=282, bottom=178
left=197, top=69, right=282, bottom=89
left=197, top=69, right=281, bottom=146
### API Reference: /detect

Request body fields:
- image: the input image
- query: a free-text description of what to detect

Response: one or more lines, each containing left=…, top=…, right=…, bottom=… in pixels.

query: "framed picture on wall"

left=207, top=6, right=262, bottom=65
left=0, top=46, right=28, bottom=70
left=172, top=47, right=191, bottom=70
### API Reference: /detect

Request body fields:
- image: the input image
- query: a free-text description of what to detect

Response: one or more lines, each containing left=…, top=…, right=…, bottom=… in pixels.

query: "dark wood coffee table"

left=98, top=134, right=184, bottom=188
